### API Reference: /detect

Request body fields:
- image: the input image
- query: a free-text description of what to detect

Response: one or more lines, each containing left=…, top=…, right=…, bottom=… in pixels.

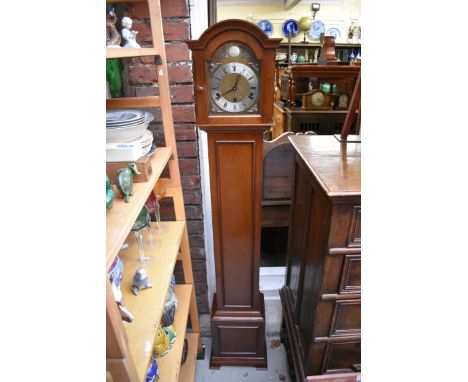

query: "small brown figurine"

left=106, top=8, right=121, bottom=47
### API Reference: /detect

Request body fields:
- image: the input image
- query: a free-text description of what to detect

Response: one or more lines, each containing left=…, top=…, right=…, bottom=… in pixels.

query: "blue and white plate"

left=326, top=27, right=341, bottom=40
left=282, top=19, right=299, bottom=38
left=257, top=20, right=273, bottom=37
left=308, top=20, right=325, bottom=40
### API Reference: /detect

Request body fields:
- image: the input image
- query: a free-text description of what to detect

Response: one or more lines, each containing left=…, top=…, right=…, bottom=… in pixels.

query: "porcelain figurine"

left=116, top=163, right=141, bottom=202
left=106, top=175, right=115, bottom=211
left=121, top=17, right=140, bottom=48
left=106, top=8, right=121, bottom=47
left=313, top=49, right=319, bottom=64
left=108, top=256, right=134, bottom=322
left=132, top=267, right=153, bottom=295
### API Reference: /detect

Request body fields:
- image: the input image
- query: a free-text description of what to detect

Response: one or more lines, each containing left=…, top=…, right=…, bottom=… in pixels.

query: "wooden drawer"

left=347, top=206, right=361, bottom=247
left=322, top=253, right=361, bottom=296
left=329, top=300, right=360, bottom=337
left=321, top=340, right=361, bottom=374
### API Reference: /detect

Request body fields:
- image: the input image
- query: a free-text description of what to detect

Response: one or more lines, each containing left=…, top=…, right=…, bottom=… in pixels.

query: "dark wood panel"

left=216, top=140, right=255, bottom=308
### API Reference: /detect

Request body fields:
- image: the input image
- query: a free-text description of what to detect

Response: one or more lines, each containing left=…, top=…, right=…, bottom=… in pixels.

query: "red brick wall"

left=119, top=0, right=209, bottom=313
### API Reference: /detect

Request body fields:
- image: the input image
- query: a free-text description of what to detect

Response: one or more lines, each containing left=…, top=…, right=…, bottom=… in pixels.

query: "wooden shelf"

left=106, top=147, right=172, bottom=269
left=106, top=47, right=161, bottom=59
left=119, top=222, right=186, bottom=382
left=178, top=333, right=199, bottom=382
left=107, top=96, right=161, bottom=109
left=158, top=284, right=193, bottom=382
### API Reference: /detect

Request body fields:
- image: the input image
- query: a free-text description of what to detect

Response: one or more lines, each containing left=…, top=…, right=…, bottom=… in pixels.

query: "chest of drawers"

left=280, top=135, right=361, bottom=380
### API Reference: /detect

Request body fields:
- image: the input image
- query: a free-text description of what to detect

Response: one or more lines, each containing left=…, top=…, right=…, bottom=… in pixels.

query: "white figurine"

left=313, top=49, right=319, bottom=64
left=121, top=16, right=140, bottom=48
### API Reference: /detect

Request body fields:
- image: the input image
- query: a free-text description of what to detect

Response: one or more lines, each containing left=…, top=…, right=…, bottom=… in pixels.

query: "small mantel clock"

left=188, top=20, right=281, bottom=369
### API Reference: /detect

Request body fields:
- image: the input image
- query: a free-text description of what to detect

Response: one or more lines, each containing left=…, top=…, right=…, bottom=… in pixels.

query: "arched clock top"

left=188, top=19, right=282, bottom=53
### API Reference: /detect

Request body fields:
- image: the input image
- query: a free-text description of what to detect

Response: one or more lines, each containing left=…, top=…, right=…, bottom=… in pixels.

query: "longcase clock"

left=188, top=20, right=281, bottom=368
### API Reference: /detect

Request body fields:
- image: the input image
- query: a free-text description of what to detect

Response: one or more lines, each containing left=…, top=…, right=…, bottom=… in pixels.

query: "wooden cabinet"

left=280, top=135, right=361, bottom=380
left=106, top=0, right=202, bottom=380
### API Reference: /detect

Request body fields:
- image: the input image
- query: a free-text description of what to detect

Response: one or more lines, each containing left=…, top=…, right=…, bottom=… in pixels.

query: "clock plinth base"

left=209, top=293, right=268, bottom=369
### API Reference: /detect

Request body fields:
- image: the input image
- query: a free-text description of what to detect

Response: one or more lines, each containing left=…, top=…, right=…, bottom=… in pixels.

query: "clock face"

left=209, top=42, right=260, bottom=115
left=338, top=93, right=349, bottom=108
left=211, top=63, right=259, bottom=113
left=311, top=92, right=325, bottom=107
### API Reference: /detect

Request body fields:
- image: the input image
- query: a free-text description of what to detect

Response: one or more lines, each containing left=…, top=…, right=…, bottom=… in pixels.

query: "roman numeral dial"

left=210, top=62, right=259, bottom=113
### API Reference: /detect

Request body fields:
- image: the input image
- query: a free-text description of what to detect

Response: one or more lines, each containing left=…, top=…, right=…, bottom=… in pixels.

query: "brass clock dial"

left=311, top=91, right=325, bottom=107
left=211, top=63, right=259, bottom=113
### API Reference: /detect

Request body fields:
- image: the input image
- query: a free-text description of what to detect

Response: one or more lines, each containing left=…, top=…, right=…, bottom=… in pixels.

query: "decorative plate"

left=282, top=19, right=299, bottom=38
left=308, top=20, right=325, bottom=40
left=257, top=20, right=273, bottom=37
left=326, top=27, right=341, bottom=40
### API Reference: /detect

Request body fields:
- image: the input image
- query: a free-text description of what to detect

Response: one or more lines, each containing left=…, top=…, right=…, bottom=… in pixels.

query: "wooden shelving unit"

left=106, top=0, right=202, bottom=380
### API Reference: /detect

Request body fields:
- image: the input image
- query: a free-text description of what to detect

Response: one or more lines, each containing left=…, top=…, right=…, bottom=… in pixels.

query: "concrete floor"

left=195, top=337, right=292, bottom=382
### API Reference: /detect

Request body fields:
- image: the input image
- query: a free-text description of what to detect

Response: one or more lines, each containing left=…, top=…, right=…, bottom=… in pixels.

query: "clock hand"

left=221, top=74, right=241, bottom=96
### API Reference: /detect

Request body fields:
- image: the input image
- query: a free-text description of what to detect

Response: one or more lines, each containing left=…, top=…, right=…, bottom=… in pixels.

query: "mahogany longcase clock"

left=188, top=20, right=281, bottom=368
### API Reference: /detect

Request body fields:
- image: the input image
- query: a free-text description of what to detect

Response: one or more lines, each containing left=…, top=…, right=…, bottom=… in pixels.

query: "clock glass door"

left=209, top=42, right=260, bottom=115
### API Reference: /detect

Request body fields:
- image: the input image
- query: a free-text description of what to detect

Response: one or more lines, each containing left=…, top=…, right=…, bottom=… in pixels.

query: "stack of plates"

left=140, top=130, right=154, bottom=156
left=106, top=109, right=154, bottom=143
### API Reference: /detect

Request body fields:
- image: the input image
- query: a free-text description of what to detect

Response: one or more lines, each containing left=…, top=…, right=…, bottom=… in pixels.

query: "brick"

left=170, top=85, right=194, bottom=104
left=189, top=234, right=204, bottom=247
left=150, top=123, right=196, bottom=142
left=182, top=175, right=201, bottom=190
left=194, top=283, right=208, bottom=294
left=193, top=270, right=207, bottom=283
left=161, top=0, right=189, bottom=17
left=183, top=190, right=202, bottom=204
left=168, top=64, right=193, bottom=84
left=172, top=105, right=195, bottom=122
left=174, top=124, right=196, bottom=141
left=190, top=247, right=206, bottom=260
left=126, top=64, right=157, bottom=85
left=192, top=259, right=207, bottom=271
left=177, top=141, right=198, bottom=157
left=132, top=21, right=152, bottom=43
left=185, top=205, right=203, bottom=219
left=123, top=55, right=155, bottom=65
left=163, top=21, right=190, bottom=41
left=187, top=220, right=204, bottom=235
left=125, top=2, right=149, bottom=19
left=134, top=85, right=158, bottom=97
left=165, top=43, right=190, bottom=62
left=179, top=158, right=198, bottom=175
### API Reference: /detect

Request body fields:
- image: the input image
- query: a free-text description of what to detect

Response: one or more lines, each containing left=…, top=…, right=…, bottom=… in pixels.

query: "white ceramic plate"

left=106, top=109, right=146, bottom=124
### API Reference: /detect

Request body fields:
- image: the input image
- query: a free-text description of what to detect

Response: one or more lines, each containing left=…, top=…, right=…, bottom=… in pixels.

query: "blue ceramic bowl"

left=108, top=256, right=124, bottom=287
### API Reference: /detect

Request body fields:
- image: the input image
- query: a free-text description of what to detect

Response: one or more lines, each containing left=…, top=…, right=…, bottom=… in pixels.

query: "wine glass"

left=153, top=179, right=167, bottom=235
left=131, top=207, right=152, bottom=263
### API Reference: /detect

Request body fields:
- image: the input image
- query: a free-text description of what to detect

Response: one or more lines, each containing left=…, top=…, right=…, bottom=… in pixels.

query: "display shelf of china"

left=118, top=223, right=186, bottom=381
left=106, top=146, right=172, bottom=268
left=158, top=284, right=194, bottom=382
left=178, top=333, right=199, bottom=382
left=279, top=42, right=361, bottom=48
left=106, top=47, right=162, bottom=59
left=107, top=96, right=161, bottom=109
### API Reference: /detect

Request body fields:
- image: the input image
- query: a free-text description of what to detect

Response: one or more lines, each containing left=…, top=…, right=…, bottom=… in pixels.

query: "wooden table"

left=280, top=135, right=361, bottom=379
